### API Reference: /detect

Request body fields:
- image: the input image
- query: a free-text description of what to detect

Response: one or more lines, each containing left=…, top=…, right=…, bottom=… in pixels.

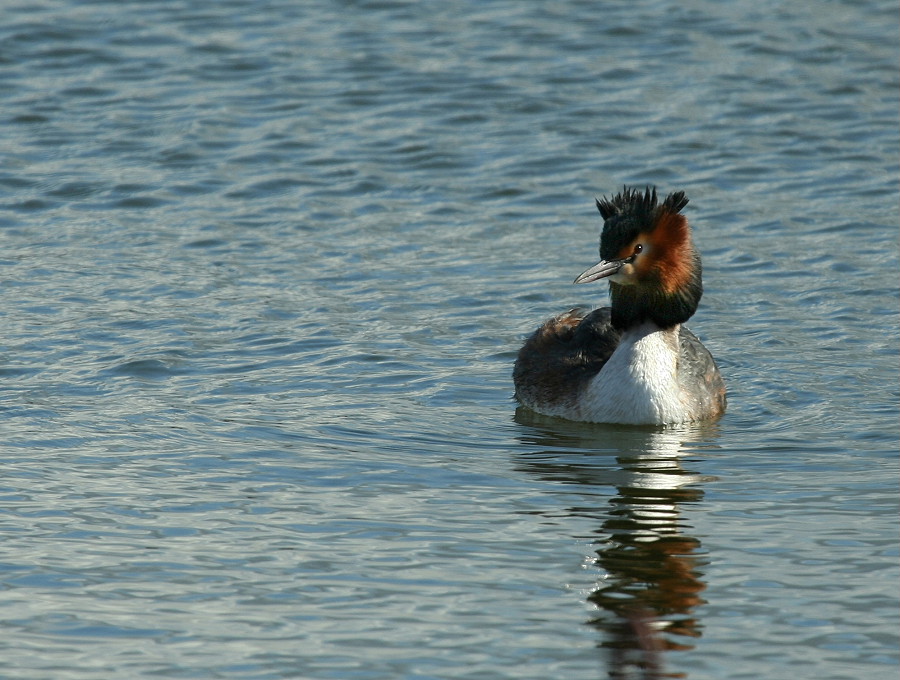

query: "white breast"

left=575, top=323, right=689, bottom=425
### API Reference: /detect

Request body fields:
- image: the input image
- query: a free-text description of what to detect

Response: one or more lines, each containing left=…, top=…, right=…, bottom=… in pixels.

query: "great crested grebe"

left=513, top=186, right=726, bottom=425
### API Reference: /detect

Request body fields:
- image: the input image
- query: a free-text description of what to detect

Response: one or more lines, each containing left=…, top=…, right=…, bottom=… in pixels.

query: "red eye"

left=633, top=244, right=643, bottom=254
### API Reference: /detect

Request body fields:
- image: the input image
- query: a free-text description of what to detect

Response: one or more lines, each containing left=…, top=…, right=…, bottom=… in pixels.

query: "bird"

left=513, top=186, right=726, bottom=425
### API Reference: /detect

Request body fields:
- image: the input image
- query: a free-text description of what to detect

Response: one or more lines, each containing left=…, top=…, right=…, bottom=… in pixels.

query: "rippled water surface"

left=1, top=1, right=897, bottom=679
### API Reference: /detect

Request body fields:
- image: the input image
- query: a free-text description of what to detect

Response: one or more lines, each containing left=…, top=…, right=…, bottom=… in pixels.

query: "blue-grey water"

left=1, top=1, right=897, bottom=679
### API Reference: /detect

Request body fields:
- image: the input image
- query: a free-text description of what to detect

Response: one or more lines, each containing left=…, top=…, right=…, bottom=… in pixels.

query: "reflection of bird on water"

left=591, top=492, right=706, bottom=680
left=590, top=481, right=706, bottom=650
left=513, top=414, right=715, bottom=678
left=608, top=609, right=664, bottom=680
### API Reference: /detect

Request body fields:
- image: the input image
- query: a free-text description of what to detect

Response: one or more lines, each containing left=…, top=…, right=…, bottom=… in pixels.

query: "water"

left=1, top=1, right=897, bottom=678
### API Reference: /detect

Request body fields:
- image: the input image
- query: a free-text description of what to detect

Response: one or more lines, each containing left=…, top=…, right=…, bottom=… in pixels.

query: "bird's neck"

left=608, top=272, right=702, bottom=331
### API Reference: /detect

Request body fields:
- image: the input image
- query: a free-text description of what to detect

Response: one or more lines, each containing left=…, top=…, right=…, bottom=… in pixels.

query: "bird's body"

left=513, top=187, right=725, bottom=425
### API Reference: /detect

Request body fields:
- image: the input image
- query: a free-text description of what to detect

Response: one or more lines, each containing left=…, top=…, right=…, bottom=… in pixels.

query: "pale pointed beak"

left=574, top=259, right=623, bottom=284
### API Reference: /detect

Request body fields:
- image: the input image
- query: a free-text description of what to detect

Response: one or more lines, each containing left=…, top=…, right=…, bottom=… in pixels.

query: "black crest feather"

left=663, top=190, right=689, bottom=214
left=595, top=186, right=688, bottom=220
